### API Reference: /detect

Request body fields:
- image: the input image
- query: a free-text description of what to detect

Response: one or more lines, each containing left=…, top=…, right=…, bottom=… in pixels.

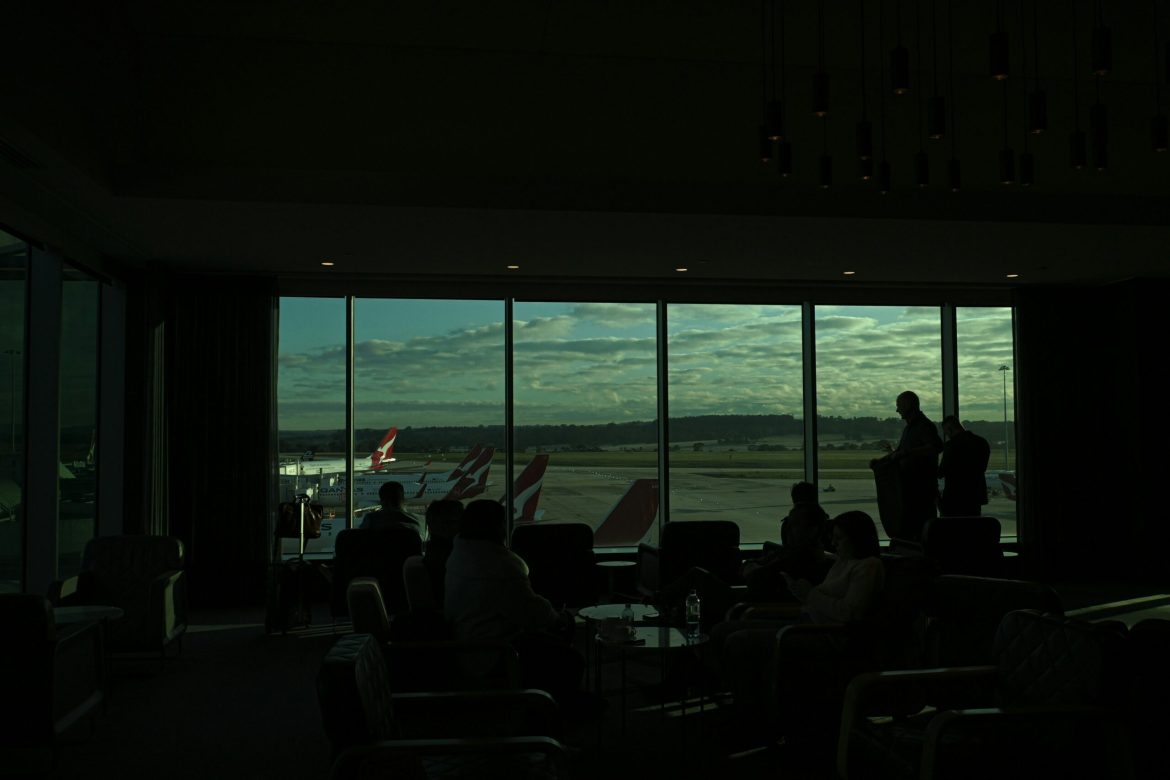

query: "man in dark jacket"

left=871, top=391, right=943, bottom=540
left=938, top=416, right=992, bottom=518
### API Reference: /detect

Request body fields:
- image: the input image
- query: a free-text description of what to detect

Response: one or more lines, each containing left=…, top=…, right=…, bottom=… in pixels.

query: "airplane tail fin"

left=368, top=427, right=398, bottom=471
left=446, top=447, right=495, bottom=500
left=510, top=454, right=550, bottom=523
left=999, top=471, right=1017, bottom=501
left=447, top=444, right=484, bottom=481
left=592, top=479, right=659, bottom=546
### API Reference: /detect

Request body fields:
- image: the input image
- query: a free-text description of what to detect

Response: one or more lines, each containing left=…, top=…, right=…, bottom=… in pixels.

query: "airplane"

left=590, top=479, right=661, bottom=547
left=318, top=446, right=498, bottom=508
left=278, top=427, right=399, bottom=477
left=987, top=470, right=1017, bottom=501
left=503, top=454, right=551, bottom=522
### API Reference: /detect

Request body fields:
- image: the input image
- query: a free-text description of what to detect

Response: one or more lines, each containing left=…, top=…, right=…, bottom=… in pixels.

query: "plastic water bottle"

left=621, top=602, right=634, bottom=625
left=685, top=589, right=701, bottom=639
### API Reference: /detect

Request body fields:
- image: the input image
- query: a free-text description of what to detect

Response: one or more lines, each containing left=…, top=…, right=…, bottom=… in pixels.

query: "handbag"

left=276, top=499, right=324, bottom=539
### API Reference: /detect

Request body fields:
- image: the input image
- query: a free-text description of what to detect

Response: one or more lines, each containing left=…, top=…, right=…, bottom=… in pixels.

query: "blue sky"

left=277, top=298, right=1014, bottom=431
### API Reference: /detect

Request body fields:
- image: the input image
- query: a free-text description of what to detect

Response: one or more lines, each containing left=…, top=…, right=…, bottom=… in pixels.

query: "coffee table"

left=578, top=603, right=659, bottom=678
left=594, top=625, right=709, bottom=736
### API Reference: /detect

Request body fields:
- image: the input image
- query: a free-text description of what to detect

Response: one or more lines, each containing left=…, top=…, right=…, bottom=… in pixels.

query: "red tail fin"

left=447, top=444, right=484, bottom=481
left=510, top=454, right=550, bottom=522
left=369, top=427, right=398, bottom=471
left=445, top=447, right=495, bottom=500
left=592, top=479, right=659, bottom=546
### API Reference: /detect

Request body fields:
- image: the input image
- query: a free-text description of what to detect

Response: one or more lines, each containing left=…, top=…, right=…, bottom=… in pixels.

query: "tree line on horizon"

left=280, top=414, right=1012, bottom=455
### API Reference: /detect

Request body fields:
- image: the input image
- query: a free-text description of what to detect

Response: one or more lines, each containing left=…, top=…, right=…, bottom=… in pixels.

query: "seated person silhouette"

left=444, top=500, right=586, bottom=707
left=358, top=480, right=421, bottom=535
left=422, top=499, right=462, bottom=606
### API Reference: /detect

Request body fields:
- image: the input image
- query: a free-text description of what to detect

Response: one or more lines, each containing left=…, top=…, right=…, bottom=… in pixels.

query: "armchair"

left=510, top=523, right=596, bottom=608
left=637, top=520, right=740, bottom=599
left=48, top=535, right=187, bottom=658
left=317, top=633, right=566, bottom=777
left=0, top=594, right=104, bottom=774
left=837, top=609, right=1133, bottom=780
left=330, top=527, right=421, bottom=619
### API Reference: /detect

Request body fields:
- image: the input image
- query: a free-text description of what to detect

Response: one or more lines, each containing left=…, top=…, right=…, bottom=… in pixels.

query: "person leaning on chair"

left=359, top=481, right=421, bottom=535
left=870, top=390, right=943, bottom=540
left=937, top=415, right=992, bottom=518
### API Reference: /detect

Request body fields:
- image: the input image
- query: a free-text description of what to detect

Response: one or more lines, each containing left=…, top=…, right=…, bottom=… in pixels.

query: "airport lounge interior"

left=2, top=2, right=1170, bottom=778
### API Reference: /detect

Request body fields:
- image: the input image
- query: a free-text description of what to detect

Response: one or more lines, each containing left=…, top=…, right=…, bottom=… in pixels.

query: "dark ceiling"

left=0, top=0, right=1167, bottom=287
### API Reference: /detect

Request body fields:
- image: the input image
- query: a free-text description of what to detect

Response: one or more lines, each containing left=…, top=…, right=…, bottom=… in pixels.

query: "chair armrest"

left=148, top=569, right=188, bottom=643
left=636, top=543, right=661, bottom=595
left=836, top=666, right=998, bottom=780
left=384, top=640, right=522, bottom=689
left=51, top=618, right=105, bottom=735
left=921, top=705, right=1134, bottom=780
left=735, top=601, right=802, bottom=621
left=391, top=688, right=559, bottom=739
left=330, top=737, right=566, bottom=780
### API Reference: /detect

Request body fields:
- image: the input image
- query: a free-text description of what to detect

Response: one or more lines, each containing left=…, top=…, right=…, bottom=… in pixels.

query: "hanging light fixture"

left=858, top=0, right=874, bottom=174
left=1028, top=0, right=1047, bottom=132
left=758, top=1, right=775, bottom=161
left=927, top=0, right=946, bottom=138
left=999, top=81, right=1016, bottom=183
left=819, top=121, right=833, bottom=187
left=891, top=0, right=911, bottom=94
left=1091, top=92, right=1108, bottom=170
left=990, top=0, right=1010, bottom=80
left=914, top=0, right=929, bottom=185
left=1091, top=0, right=1112, bottom=76
left=1019, top=0, right=1034, bottom=186
left=1153, top=0, right=1168, bottom=152
left=879, top=0, right=893, bottom=191
left=813, top=0, right=830, bottom=116
left=765, top=0, right=784, bottom=140
left=759, top=126, right=774, bottom=163
left=947, top=0, right=961, bottom=190
left=776, top=2, right=795, bottom=175
left=1070, top=6, right=1088, bottom=169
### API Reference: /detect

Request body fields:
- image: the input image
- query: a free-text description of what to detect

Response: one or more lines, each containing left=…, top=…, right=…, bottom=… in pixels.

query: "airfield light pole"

left=998, top=364, right=1010, bottom=469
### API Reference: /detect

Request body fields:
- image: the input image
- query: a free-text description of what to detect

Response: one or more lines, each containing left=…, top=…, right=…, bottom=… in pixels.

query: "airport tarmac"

left=281, top=463, right=1018, bottom=556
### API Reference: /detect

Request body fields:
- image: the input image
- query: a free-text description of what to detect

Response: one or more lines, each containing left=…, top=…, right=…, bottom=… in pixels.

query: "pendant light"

left=765, top=0, right=784, bottom=140
left=819, top=121, right=833, bottom=188
left=777, top=1, right=794, bottom=175
left=999, top=81, right=1016, bottom=184
left=990, top=0, right=1010, bottom=80
left=1019, top=0, right=1034, bottom=185
left=813, top=0, right=830, bottom=116
left=858, top=0, right=874, bottom=176
left=1091, top=0, right=1112, bottom=76
left=1091, top=81, right=1108, bottom=170
left=914, top=0, right=929, bottom=185
left=879, top=0, right=894, bottom=191
left=1070, top=5, right=1088, bottom=169
left=1153, top=0, right=1168, bottom=152
left=927, top=0, right=946, bottom=139
left=1028, top=0, right=1047, bottom=132
left=758, top=0, right=774, bottom=162
left=891, top=0, right=910, bottom=94
left=947, top=0, right=961, bottom=190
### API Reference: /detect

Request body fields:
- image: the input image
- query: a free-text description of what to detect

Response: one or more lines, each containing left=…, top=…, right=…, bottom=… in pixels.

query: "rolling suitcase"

left=266, top=495, right=322, bottom=634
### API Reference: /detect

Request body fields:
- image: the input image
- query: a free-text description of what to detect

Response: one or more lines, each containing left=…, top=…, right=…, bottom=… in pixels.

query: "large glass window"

left=0, top=231, right=26, bottom=591
left=58, top=266, right=99, bottom=578
left=351, top=299, right=505, bottom=533
left=814, top=306, right=943, bottom=538
left=667, top=304, right=804, bottom=543
left=277, top=297, right=347, bottom=554
left=512, top=303, right=658, bottom=546
left=956, top=307, right=1016, bottom=536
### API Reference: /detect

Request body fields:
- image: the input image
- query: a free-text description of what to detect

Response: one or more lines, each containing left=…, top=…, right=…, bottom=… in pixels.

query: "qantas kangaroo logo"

left=369, top=428, right=398, bottom=471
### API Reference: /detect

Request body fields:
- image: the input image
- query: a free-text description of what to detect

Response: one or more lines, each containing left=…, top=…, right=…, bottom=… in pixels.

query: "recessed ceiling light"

left=675, top=267, right=688, bottom=272
left=506, top=264, right=520, bottom=270
left=1006, top=273, right=1020, bottom=278
left=843, top=270, right=856, bottom=276
left=320, top=261, right=335, bottom=267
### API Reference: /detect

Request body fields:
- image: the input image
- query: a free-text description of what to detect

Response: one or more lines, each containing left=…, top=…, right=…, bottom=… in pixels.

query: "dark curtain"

left=165, top=275, right=277, bottom=607
left=1015, top=279, right=1170, bottom=583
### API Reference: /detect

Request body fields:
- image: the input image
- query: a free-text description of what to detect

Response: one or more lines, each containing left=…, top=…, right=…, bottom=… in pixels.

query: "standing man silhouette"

left=871, top=391, right=943, bottom=540
left=938, top=416, right=992, bottom=518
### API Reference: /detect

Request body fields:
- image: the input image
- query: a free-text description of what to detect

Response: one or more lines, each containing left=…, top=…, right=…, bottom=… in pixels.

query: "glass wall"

left=0, top=232, right=26, bottom=591
left=276, top=297, right=347, bottom=554
left=956, top=307, right=1017, bottom=536
left=814, top=306, right=943, bottom=539
left=57, top=265, right=100, bottom=578
left=351, top=298, right=506, bottom=534
left=667, top=304, right=804, bottom=543
left=512, top=303, right=658, bottom=545
left=275, top=296, right=1016, bottom=549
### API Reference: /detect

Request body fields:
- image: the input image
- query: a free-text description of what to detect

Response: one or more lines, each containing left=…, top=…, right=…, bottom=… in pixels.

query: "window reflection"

left=513, top=303, right=658, bottom=546
left=956, top=307, right=1017, bottom=536
left=0, top=231, right=26, bottom=592
left=58, top=266, right=99, bottom=579
left=815, top=306, right=943, bottom=539
left=667, top=304, right=804, bottom=544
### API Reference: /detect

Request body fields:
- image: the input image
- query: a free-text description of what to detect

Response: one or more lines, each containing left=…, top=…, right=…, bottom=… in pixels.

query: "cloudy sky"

left=277, top=298, right=1014, bottom=432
